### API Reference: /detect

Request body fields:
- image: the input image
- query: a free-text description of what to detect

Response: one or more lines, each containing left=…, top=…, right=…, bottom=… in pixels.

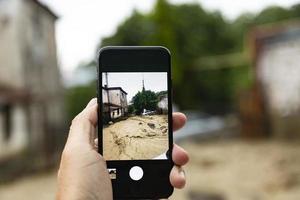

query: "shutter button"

left=129, top=166, right=143, bottom=181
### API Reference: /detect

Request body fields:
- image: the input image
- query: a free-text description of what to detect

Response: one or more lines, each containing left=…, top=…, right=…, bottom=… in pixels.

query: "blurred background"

left=1, top=0, right=300, bottom=199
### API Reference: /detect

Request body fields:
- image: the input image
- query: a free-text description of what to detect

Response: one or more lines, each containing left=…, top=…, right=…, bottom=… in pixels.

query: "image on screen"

left=102, top=72, right=169, bottom=160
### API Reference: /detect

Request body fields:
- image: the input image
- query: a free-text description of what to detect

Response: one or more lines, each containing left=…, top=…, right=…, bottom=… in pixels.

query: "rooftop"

left=102, top=86, right=128, bottom=95
left=32, top=0, right=58, bottom=19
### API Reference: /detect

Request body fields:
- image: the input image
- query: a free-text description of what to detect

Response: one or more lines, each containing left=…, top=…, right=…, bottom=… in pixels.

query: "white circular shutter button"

left=129, top=166, right=144, bottom=181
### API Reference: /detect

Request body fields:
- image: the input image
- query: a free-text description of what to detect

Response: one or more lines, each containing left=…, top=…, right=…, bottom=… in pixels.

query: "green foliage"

left=69, top=0, right=300, bottom=115
left=131, top=90, right=159, bottom=115
left=102, top=11, right=153, bottom=46
left=291, top=4, right=300, bottom=18
left=254, top=6, right=292, bottom=24
left=98, top=0, right=241, bottom=112
left=66, top=82, right=96, bottom=121
left=127, top=104, right=135, bottom=114
left=156, top=90, right=168, bottom=98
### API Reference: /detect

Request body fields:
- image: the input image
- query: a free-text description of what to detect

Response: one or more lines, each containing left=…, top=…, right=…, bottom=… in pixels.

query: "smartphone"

left=97, top=46, right=174, bottom=199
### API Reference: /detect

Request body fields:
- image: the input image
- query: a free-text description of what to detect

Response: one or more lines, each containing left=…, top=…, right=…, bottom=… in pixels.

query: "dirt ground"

left=103, top=115, right=169, bottom=160
left=1, top=139, right=300, bottom=200
left=0, top=170, right=57, bottom=200
left=172, top=139, right=300, bottom=200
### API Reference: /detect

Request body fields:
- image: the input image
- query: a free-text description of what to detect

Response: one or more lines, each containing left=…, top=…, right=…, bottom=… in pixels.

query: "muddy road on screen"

left=103, top=115, right=169, bottom=160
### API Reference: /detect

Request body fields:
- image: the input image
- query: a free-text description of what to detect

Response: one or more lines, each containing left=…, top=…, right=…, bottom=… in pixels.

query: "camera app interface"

left=102, top=72, right=169, bottom=160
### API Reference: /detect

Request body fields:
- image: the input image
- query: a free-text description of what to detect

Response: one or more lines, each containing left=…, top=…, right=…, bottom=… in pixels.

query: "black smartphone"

left=97, top=46, right=174, bottom=199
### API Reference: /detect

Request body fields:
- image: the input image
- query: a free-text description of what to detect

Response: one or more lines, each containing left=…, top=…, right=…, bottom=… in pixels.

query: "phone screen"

left=102, top=72, right=169, bottom=160
left=98, top=47, right=173, bottom=199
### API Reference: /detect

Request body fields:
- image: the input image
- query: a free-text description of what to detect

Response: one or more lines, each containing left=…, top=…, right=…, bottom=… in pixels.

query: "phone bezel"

left=97, top=46, right=174, bottom=199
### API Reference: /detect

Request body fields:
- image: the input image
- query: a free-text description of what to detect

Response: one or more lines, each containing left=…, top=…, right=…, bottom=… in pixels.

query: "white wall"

left=258, top=35, right=300, bottom=116
left=102, top=89, right=127, bottom=107
left=0, top=0, right=24, bottom=88
left=0, top=104, right=27, bottom=158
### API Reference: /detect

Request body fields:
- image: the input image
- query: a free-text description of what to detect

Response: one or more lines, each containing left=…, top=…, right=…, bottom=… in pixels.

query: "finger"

left=172, top=144, right=189, bottom=166
left=173, top=112, right=187, bottom=131
left=67, top=99, right=98, bottom=146
left=170, top=165, right=186, bottom=189
left=94, top=138, right=98, bottom=150
left=86, top=98, right=97, bottom=108
left=80, top=99, right=98, bottom=126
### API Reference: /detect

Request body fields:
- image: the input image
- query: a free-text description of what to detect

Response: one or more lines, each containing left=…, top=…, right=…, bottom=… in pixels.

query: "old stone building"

left=102, top=86, right=128, bottom=123
left=0, top=0, right=65, bottom=159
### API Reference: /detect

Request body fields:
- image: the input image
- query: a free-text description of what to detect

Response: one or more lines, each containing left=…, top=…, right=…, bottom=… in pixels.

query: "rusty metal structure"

left=243, top=21, right=300, bottom=138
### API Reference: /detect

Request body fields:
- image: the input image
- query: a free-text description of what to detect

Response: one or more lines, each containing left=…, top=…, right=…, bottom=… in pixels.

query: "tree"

left=131, top=90, right=158, bottom=115
left=254, top=6, right=292, bottom=24
left=98, top=0, right=239, bottom=112
left=75, top=0, right=300, bottom=114
left=127, top=104, right=135, bottom=114
left=66, top=83, right=96, bottom=120
left=156, top=91, right=167, bottom=98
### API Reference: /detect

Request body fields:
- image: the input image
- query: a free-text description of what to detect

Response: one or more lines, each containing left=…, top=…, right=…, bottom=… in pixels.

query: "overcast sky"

left=102, top=72, right=167, bottom=102
left=40, top=0, right=300, bottom=78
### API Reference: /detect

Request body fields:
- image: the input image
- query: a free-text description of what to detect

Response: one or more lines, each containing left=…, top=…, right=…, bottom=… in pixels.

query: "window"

left=0, top=16, right=10, bottom=30
left=0, top=104, right=12, bottom=141
left=32, top=8, right=43, bottom=39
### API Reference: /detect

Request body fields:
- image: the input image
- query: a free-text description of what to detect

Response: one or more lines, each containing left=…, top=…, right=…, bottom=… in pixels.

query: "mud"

left=103, top=115, right=169, bottom=160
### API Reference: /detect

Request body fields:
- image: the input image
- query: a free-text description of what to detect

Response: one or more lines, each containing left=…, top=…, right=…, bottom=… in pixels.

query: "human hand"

left=56, top=98, right=189, bottom=200
left=170, top=112, right=189, bottom=189
left=56, top=98, right=112, bottom=200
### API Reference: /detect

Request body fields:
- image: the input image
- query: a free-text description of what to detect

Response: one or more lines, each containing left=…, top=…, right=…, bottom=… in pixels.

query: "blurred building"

left=245, top=22, right=300, bottom=138
left=0, top=0, right=65, bottom=159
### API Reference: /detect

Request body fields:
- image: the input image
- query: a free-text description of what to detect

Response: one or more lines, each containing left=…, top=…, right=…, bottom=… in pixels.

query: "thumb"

left=66, top=98, right=98, bottom=148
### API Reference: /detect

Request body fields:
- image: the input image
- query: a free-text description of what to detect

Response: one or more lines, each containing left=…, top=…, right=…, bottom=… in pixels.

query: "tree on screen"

left=131, top=90, right=159, bottom=115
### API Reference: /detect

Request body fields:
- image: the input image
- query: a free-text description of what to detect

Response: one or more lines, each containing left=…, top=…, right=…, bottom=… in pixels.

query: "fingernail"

left=86, top=98, right=97, bottom=108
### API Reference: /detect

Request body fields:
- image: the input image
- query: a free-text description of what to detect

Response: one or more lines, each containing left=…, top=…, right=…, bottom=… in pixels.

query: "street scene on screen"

left=102, top=72, right=169, bottom=160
